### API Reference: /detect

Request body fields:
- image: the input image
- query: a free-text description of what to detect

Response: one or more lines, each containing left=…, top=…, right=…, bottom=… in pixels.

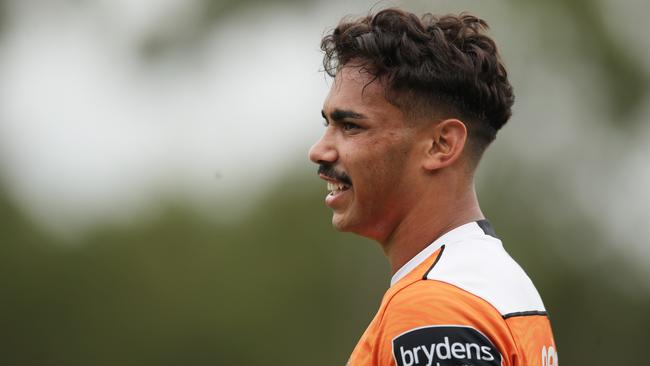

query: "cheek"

left=377, top=136, right=414, bottom=174
left=355, top=142, right=412, bottom=193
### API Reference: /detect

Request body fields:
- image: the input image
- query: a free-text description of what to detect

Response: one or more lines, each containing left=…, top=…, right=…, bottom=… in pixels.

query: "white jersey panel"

left=425, top=231, right=546, bottom=316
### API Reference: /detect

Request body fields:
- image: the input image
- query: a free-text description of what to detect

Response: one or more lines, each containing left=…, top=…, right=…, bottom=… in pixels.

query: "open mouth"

left=322, top=177, right=352, bottom=208
left=317, top=166, right=352, bottom=207
left=327, top=181, right=351, bottom=195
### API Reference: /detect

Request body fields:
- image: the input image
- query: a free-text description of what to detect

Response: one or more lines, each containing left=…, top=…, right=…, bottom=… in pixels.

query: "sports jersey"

left=347, top=220, right=557, bottom=366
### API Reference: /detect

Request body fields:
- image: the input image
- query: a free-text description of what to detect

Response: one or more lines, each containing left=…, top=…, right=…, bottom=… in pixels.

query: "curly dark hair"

left=321, top=8, right=514, bottom=160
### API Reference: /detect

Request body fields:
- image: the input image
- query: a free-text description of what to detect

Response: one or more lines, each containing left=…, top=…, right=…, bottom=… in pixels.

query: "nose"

left=308, top=132, right=338, bottom=165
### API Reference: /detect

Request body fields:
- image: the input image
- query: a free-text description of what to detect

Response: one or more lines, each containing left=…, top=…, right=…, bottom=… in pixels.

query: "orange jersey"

left=347, top=221, right=557, bottom=366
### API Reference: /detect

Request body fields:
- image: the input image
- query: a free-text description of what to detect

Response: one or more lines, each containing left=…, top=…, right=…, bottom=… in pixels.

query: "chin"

left=331, top=212, right=355, bottom=232
left=332, top=212, right=389, bottom=242
left=332, top=214, right=372, bottom=238
left=331, top=214, right=347, bottom=231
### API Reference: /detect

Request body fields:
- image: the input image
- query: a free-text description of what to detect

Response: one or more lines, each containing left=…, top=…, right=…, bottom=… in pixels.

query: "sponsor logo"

left=392, top=325, right=501, bottom=366
left=541, top=346, right=558, bottom=366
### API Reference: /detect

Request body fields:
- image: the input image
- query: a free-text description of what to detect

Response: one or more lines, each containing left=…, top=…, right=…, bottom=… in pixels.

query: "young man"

left=309, top=8, right=558, bottom=366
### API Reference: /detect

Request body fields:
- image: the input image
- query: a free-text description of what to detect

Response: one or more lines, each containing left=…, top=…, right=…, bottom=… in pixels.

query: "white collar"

left=390, top=221, right=487, bottom=286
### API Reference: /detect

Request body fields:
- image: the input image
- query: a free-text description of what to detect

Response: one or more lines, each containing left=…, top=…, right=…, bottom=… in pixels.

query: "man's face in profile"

left=309, top=66, right=422, bottom=241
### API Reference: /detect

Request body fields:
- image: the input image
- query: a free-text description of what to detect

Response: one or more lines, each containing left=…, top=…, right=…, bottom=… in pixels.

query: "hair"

left=321, top=8, right=514, bottom=163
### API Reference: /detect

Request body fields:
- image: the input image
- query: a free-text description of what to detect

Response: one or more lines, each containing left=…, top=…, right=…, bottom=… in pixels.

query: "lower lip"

left=325, top=188, right=351, bottom=208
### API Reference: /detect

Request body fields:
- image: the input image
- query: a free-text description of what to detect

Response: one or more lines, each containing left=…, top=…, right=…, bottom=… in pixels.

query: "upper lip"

left=319, top=173, right=350, bottom=186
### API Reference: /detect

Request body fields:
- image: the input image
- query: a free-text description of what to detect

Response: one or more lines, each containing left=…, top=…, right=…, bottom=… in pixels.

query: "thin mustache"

left=317, top=164, right=352, bottom=185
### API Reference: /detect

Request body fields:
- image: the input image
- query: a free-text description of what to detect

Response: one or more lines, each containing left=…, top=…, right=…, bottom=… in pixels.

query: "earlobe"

left=422, top=119, right=467, bottom=171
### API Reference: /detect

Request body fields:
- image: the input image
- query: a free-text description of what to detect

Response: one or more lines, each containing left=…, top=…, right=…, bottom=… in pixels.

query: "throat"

left=382, top=209, right=485, bottom=276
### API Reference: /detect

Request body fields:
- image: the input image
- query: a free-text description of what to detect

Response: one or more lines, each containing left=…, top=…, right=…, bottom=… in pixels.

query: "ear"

left=422, top=119, right=468, bottom=171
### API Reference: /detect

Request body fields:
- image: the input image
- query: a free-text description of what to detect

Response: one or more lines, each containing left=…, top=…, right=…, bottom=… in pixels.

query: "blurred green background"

left=1, top=0, right=649, bottom=365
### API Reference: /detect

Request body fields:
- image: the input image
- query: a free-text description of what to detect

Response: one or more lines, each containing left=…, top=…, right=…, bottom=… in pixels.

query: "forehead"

left=323, top=66, right=403, bottom=122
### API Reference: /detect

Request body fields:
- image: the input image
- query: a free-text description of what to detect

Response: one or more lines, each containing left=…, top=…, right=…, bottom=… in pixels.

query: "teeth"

left=327, top=182, right=348, bottom=192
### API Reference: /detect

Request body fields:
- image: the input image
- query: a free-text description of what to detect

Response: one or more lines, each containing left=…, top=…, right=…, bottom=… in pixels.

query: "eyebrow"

left=322, top=109, right=367, bottom=122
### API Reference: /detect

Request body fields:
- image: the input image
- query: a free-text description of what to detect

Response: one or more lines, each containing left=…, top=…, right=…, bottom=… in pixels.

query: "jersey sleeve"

left=505, top=315, right=558, bottom=366
left=372, top=280, right=518, bottom=366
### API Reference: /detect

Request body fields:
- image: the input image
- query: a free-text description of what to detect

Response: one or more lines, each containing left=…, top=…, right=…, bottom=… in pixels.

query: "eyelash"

left=322, top=120, right=360, bottom=132
left=342, top=122, right=360, bottom=131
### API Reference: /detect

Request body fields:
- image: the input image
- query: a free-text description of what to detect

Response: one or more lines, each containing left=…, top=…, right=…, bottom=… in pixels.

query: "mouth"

left=318, top=173, right=353, bottom=208
left=326, top=181, right=352, bottom=195
left=317, top=165, right=353, bottom=208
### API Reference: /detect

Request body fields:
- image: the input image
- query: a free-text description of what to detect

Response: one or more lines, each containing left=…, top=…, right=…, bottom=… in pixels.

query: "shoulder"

left=423, top=233, right=546, bottom=318
left=380, top=278, right=509, bottom=340
left=369, top=222, right=553, bottom=365
left=378, top=280, right=512, bottom=366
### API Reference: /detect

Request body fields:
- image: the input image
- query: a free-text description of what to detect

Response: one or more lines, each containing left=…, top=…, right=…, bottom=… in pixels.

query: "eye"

left=322, top=119, right=329, bottom=127
left=342, top=122, right=360, bottom=131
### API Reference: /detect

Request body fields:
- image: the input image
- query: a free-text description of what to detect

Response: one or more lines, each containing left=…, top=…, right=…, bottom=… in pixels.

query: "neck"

left=381, top=183, right=484, bottom=275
